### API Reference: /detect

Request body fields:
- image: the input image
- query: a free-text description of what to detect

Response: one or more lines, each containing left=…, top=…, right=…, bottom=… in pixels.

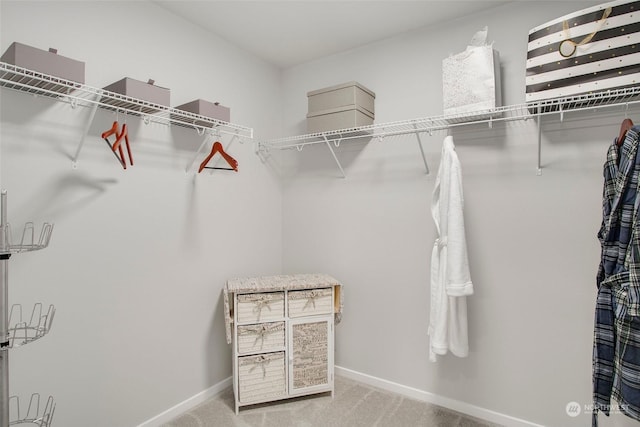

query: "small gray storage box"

left=102, top=78, right=170, bottom=113
left=173, top=99, right=230, bottom=126
left=307, top=105, right=374, bottom=134
left=1, top=42, right=85, bottom=84
left=307, top=81, right=375, bottom=116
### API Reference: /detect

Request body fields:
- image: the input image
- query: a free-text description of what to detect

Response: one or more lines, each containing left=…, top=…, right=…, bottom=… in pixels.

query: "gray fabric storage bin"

left=1, top=42, right=85, bottom=84
left=173, top=99, right=230, bottom=126
left=103, top=78, right=170, bottom=107
left=307, top=81, right=375, bottom=116
left=307, top=105, right=374, bottom=134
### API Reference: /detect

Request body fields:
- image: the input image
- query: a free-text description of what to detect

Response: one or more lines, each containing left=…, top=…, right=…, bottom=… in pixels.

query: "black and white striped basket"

left=526, top=0, right=640, bottom=104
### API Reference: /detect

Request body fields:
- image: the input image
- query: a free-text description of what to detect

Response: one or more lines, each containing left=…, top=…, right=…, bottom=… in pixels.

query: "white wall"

left=278, top=2, right=639, bottom=427
left=0, top=1, right=282, bottom=426
left=4, top=1, right=640, bottom=427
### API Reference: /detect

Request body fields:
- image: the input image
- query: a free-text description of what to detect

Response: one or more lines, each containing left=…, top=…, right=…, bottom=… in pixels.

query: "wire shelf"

left=9, top=394, right=55, bottom=427
left=4, top=303, right=55, bottom=350
left=0, top=62, right=253, bottom=139
left=1, top=222, right=54, bottom=255
left=257, top=86, right=640, bottom=151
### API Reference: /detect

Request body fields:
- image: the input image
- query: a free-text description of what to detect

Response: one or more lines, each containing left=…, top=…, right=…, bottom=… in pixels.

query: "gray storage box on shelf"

left=306, top=81, right=375, bottom=134
left=307, top=105, right=374, bottom=134
left=173, top=99, right=231, bottom=126
left=1, top=42, right=85, bottom=91
left=102, top=77, right=170, bottom=114
left=308, top=81, right=375, bottom=115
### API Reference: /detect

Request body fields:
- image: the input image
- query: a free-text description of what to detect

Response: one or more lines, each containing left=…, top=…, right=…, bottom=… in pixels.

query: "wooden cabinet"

left=224, top=274, right=343, bottom=414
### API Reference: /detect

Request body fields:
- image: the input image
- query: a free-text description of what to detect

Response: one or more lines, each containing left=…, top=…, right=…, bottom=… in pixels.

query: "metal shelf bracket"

left=71, top=91, right=102, bottom=169
left=413, top=123, right=429, bottom=174
left=322, top=134, right=346, bottom=178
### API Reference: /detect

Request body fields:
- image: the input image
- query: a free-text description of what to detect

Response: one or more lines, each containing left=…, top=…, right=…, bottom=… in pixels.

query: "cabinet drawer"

left=238, top=352, right=286, bottom=404
left=237, top=292, right=284, bottom=323
left=237, top=322, right=285, bottom=355
left=288, top=288, right=333, bottom=318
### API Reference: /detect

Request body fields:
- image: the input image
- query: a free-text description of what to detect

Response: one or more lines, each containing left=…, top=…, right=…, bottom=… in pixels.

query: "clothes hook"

left=70, top=98, right=77, bottom=109
left=143, top=115, right=150, bottom=125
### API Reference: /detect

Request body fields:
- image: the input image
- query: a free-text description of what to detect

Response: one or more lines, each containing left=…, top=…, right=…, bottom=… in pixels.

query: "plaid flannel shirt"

left=593, top=126, right=640, bottom=426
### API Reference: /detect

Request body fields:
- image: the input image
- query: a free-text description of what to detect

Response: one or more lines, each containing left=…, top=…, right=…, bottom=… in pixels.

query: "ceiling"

left=154, top=1, right=510, bottom=69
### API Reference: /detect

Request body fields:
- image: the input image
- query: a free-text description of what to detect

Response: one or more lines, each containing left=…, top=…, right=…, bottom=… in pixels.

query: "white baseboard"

left=334, top=366, right=545, bottom=427
left=138, top=367, right=543, bottom=427
left=136, top=376, right=232, bottom=427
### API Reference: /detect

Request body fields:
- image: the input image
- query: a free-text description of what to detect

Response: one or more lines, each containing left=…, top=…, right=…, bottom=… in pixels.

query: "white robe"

left=429, top=135, right=474, bottom=362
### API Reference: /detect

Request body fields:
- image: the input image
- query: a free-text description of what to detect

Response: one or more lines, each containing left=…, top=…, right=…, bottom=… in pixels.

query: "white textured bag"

left=442, top=43, right=501, bottom=120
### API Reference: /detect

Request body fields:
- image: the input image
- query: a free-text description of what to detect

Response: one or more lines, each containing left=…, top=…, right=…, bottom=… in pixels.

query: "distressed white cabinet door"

left=288, top=316, right=334, bottom=396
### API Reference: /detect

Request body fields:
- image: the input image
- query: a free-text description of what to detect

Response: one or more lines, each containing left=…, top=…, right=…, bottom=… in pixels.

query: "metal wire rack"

left=0, top=62, right=253, bottom=139
left=0, top=191, right=55, bottom=427
left=259, top=86, right=640, bottom=150
left=0, top=223, right=54, bottom=256
left=9, top=394, right=55, bottom=427
left=256, top=86, right=640, bottom=176
left=5, top=304, right=55, bottom=350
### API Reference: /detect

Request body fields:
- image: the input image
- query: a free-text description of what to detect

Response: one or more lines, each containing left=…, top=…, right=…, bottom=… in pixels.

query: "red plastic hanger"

left=618, top=118, right=634, bottom=146
left=112, top=123, right=133, bottom=168
left=101, top=121, right=119, bottom=140
left=101, top=121, right=126, bottom=168
left=101, top=121, right=133, bottom=169
left=198, top=141, right=238, bottom=173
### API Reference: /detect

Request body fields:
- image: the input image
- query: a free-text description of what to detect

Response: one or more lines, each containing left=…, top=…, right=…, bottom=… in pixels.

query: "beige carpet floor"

left=162, top=375, right=503, bottom=427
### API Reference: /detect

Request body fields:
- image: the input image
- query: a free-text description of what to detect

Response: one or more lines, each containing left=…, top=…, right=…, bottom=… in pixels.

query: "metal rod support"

left=537, top=114, right=543, bottom=176
left=1, top=191, right=9, bottom=427
left=413, top=124, right=429, bottom=174
left=71, top=92, right=102, bottom=169
left=322, top=135, right=346, bottom=178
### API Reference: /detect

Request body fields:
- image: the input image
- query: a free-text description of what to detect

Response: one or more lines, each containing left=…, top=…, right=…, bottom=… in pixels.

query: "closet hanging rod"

left=0, top=62, right=253, bottom=139
left=257, top=86, right=640, bottom=152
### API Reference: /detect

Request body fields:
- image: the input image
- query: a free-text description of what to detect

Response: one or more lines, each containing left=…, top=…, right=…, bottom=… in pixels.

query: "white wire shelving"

left=0, top=62, right=253, bottom=170
left=0, top=62, right=253, bottom=138
left=256, top=86, right=640, bottom=176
